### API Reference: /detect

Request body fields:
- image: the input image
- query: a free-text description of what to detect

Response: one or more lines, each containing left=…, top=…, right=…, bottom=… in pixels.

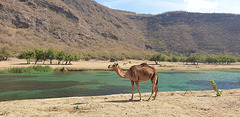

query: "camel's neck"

left=115, top=66, right=128, bottom=78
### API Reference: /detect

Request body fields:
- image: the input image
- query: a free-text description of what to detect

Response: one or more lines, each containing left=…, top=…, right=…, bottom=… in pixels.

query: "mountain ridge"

left=0, top=0, right=239, bottom=59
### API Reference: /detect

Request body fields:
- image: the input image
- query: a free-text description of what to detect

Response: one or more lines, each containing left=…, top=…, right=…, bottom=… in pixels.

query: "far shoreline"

left=0, top=58, right=240, bottom=72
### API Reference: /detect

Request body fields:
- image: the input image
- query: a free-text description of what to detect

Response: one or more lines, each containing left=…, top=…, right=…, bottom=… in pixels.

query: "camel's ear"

left=115, top=63, right=118, bottom=66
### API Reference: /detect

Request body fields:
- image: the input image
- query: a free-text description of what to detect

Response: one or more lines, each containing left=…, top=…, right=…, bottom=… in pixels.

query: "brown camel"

left=108, top=63, right=158, bottom=101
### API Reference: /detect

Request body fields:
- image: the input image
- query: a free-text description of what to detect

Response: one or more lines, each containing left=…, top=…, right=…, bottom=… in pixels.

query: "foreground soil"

left=0, top=58, right=240, bottom=71
left=0, top=89, right=239, bottom=117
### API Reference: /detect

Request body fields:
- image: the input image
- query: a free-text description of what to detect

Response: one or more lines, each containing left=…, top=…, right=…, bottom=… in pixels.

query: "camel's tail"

left=151, top=70, right=158, bottom=85
left=156, top=72, right=158, bottom=85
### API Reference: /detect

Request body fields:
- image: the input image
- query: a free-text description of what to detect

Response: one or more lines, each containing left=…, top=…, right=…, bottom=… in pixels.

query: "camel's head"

left=108, top=63, right=118, bottom=70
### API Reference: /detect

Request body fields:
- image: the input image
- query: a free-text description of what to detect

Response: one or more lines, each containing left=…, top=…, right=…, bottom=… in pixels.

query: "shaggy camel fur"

left=108, top=63, right=158, bottom=101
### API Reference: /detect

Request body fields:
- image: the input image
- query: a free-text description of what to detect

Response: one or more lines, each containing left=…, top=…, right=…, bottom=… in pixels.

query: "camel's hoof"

left=139, top=99, right=143, bottom=102
left=129, top=99, right=133, bottom=101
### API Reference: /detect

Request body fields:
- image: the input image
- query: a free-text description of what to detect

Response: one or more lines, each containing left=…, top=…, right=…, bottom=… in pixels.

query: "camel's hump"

left=140, top=63, right=148, bottom=66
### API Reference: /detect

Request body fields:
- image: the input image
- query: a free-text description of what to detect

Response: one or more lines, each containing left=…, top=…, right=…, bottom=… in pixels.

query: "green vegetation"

left=149, top=53, right=166, bottom=64
left=1, top=66, right=53, bottom=74
left=149, top=52, right=237, bottom=65
left=167, top=56, right=180, bottom=62
left=184, top=55, right=202, bottom=65
left=210, top=80, right=222, bottom=96
left=183, top=88, right=192, bottom=95
left=179, top=54, right=237, bottom=65
left=0, top=46, right=12, bottom=61
left=74, top=106, right=80, bottom=110
left=17, top=50, right=35, bottom=64
left=205, top=56, right=236, bottom=64
left=17, top=48, right=81, bottom=65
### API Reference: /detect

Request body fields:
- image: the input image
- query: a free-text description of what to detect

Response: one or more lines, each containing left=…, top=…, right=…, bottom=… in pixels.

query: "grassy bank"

left=0, top=66, right=53, bottom=74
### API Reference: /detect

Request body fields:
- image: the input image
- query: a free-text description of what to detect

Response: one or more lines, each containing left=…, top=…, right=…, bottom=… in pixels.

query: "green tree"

left=46, top=48, right=56, bottom=64
left=186, top=55, right=201, bottom=65
left=18, top=50, right=35, bottom=64
left=172, top=56, right=179, bottom=62
left=56, top=50, right=66, bottom=64
left=64, top=54, right=73, bottom=64
left=227, top=56, right=236, bottom=65
left=149, top=53, right=166, bottom=64
left=205, top=56, right=217, bottom=64
left=65, top=54, right=81, bottom=64
left=34, top=49, right=45, bottom=64
left=0, top=46, right=12, bottom=61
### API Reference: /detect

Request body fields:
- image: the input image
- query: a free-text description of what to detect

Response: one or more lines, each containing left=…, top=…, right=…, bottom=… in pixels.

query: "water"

left=0, top=71, right=239, bottom=101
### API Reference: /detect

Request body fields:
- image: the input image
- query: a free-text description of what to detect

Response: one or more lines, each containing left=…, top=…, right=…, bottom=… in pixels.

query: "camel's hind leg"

left=153, top=85, right=158, bottom=100
left=129, top=80, right=134, bottom=101
left=147, top=78, right=157, bottom=101
left=153, top=76, right=158, bottom=100
left=135, top=81, right=142, bottom=101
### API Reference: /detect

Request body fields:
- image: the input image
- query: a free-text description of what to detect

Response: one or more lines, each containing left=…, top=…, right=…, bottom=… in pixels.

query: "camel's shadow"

left=105, top=100, right=141, bottom=103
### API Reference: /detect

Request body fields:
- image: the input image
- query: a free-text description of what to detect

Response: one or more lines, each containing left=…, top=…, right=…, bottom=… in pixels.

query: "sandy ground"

left=0, top=58, right=240, bottom=116
left=0, top=58, right=240, bottom=71
left=0, top=89, right=239, bottom=117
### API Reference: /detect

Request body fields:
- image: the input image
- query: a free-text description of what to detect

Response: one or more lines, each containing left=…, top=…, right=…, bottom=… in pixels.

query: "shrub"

left=149, top=53, right=166, bottom=64
left=2, top=66, right=53, bottom=73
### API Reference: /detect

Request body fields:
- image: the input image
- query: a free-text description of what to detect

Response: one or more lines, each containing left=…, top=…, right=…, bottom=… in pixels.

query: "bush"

left=204, top=56, right=236, bottom=64
left=110, top=57, right=117, bottom=62
left=2, top=66, right=53, bottom=73
left=149, top=53, right=166, bottom=64
left=172, top=56, right=179, bottom=62
left=0, top=46, right=12, bottom=61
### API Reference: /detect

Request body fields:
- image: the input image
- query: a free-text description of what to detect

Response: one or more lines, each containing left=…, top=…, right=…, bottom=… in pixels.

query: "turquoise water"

left=0, top=71, right=239, bottom=101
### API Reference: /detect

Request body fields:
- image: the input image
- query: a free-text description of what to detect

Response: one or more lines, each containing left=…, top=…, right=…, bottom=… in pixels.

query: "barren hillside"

left=0, top=0, right=239, bottom=58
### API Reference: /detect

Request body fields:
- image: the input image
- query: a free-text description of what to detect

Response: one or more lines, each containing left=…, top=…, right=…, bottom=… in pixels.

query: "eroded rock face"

left=12, top=16, right=30, bottom=28
left=34, top=1, right=79, bottom=23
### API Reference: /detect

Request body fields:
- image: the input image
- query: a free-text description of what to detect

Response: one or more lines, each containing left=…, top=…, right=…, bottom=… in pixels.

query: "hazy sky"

left=94, top=0, right=240, bottom=14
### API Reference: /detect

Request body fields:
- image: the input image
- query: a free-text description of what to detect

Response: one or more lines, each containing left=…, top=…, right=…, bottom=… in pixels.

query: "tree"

left=0, top=46, right=12, bottom=61
left=18, top=50, right=35, bottom=64
left=56, top=50, right=66, bottom=64
left=34, top=49, right=45, bottom=64
left=185, top=55, right=201, bottom=65
left=149, top=53, right=166, bottom=64
left=205, top=56, right=217, bottom=64
left=64, top=54, right=73, bottom=64
left=46, top=48, right=56, bottom=64
left=64, top=54, right=81, bottom=64
left=172, top=56, right=179, bottom=62
left=227, top=56, right=236, bottom=65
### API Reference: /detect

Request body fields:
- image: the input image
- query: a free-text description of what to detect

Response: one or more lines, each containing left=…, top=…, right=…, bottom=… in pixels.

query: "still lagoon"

left=0, top=71, right=239, bottom=101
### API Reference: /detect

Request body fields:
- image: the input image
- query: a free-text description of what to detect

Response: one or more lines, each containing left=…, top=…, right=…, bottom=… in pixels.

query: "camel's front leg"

left=135, top=81, right=142, bottom=101
left=129, top=80, right=134, bottom=101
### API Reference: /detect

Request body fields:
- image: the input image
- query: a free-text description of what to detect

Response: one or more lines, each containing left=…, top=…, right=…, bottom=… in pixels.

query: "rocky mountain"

left=132, top=12, right=240, bottom=55
left=0, top=0, right=239, bottom=59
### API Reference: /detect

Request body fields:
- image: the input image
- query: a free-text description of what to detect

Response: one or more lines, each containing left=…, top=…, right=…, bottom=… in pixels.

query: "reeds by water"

left=1, top=66, right=53, bottom=73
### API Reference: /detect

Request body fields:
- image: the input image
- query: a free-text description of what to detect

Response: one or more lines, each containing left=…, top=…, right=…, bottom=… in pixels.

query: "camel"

left=108, top=63, right=159, bottom=101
